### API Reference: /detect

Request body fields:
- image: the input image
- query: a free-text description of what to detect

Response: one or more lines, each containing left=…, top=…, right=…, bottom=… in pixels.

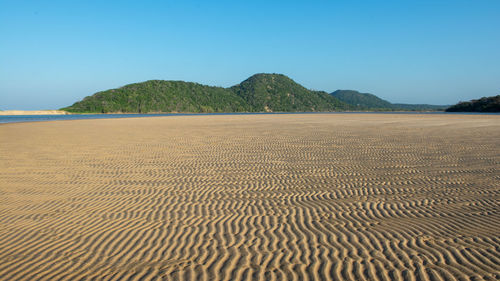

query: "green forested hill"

left=331, top=90, right=447, bottom=111
left=63, top=74, right=349, bottom=113
left=231, top=74, right=347, bottom=112
left=446, top=95, right=500, bottom=112
left=330, top=90, right=393, bottom=109
left=63, top=73, right=449, bottom=113
left=62, top=80, right=250, bottom=113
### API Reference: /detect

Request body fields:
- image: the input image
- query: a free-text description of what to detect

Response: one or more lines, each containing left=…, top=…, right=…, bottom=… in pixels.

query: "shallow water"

left=0, top=111, right=498, bottom=124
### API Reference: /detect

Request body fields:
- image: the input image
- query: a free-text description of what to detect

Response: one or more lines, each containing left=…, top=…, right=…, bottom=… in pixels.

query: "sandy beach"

left=0, top=114, right=499, bottom=281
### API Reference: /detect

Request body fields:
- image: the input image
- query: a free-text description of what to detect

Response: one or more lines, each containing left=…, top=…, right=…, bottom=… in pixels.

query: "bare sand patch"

left=0, top=114, right=499, bottom=281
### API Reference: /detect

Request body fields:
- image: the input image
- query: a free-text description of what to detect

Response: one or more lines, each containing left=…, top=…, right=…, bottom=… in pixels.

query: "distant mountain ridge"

left=63, top=73, right=445, bottom=113
left=331, top=90, right=447, bottom=111
left=446, top=95, right=500, bottom=112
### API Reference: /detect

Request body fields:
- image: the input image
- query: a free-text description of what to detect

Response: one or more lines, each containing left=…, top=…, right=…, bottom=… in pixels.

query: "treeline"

left=446, top=95, right=500, bottom=112
left=63, top=73, right=453, bottom=113
left=63, top=74, right=350, bottom=113
left=331, top=90, right=447, bottom=111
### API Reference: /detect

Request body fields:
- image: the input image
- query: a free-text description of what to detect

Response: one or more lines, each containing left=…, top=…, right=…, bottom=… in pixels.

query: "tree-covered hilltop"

left=62, top=73, right=451, bottom=113
left=331, top=90, right=447, bottom=111
left=446, top=95, right=500, bottom=112
left=62, top=74, right=350, bottom=113
left=330, top=90, right=393, bottom=110
left=231, top=74, right=347, bottom=112
left=62, top=80, right=251, bottom=113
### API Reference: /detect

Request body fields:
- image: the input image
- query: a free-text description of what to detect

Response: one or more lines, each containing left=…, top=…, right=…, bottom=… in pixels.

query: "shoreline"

left=1, top=111, right=498, bottom=125
left=0, top=110, right=70, bottom=115
left=3, top=109, right=498, bottom=116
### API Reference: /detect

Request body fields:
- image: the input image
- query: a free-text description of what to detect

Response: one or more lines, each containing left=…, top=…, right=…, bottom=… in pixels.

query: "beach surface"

left=0, top=114, right=499, bottom=281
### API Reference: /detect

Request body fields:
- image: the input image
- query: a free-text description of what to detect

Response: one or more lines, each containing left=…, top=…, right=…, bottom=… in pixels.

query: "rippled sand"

left=0, top=114, right=499, bottom=281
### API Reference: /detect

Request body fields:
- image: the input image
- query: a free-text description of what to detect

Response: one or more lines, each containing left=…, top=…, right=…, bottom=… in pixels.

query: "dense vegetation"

left=63, top=73, right=449, bottom=113
left=331, top=90, right=447, bottom=111
left=63, top=74, right=350, bottom=113
left=446, top=95, right=500, bottom=112
left=330, top=90, right=393, bottom=110
left=62, top=80, right=250, bottom=113
left=231, top=74, right=347, bottom=112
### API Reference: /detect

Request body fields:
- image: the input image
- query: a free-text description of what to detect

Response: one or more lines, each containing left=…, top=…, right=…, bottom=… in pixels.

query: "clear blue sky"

left=1, top=0, right=499, bottom=110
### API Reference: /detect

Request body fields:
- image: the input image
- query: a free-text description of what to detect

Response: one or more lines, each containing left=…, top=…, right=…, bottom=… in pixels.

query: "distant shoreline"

left=0, top=107, right=496, bottom=116
left=0, top=110, right=70, bottom=115
left=1, top=111, right=499, bottom=125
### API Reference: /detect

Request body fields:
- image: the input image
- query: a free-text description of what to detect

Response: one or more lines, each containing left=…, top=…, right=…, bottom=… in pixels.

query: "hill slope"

left=446, top=95, right=500, bottom=112
left=331, top=90, right=446, bottom=111
left=63, top=74, right=348, bottom=113
left=331, top=90, right=393, bottom=109
left=62, top=80, right=250, bottom=113
left=231, top=74, right=347, bottom=112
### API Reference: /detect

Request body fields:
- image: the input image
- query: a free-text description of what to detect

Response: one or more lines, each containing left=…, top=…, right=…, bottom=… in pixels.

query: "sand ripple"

left=0, top=114, right=499, bottom=281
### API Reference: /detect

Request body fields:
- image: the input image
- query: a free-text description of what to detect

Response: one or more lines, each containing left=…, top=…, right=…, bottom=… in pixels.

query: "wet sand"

left=0, top=114, right=499, bottom=281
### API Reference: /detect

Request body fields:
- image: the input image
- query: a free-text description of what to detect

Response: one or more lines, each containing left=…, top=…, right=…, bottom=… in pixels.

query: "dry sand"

left=0, top=114, right=499, bottom=281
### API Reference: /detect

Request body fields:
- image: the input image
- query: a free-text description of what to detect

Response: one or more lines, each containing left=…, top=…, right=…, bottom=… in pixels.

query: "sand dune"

left=0, top=114, right=499, bottom=281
